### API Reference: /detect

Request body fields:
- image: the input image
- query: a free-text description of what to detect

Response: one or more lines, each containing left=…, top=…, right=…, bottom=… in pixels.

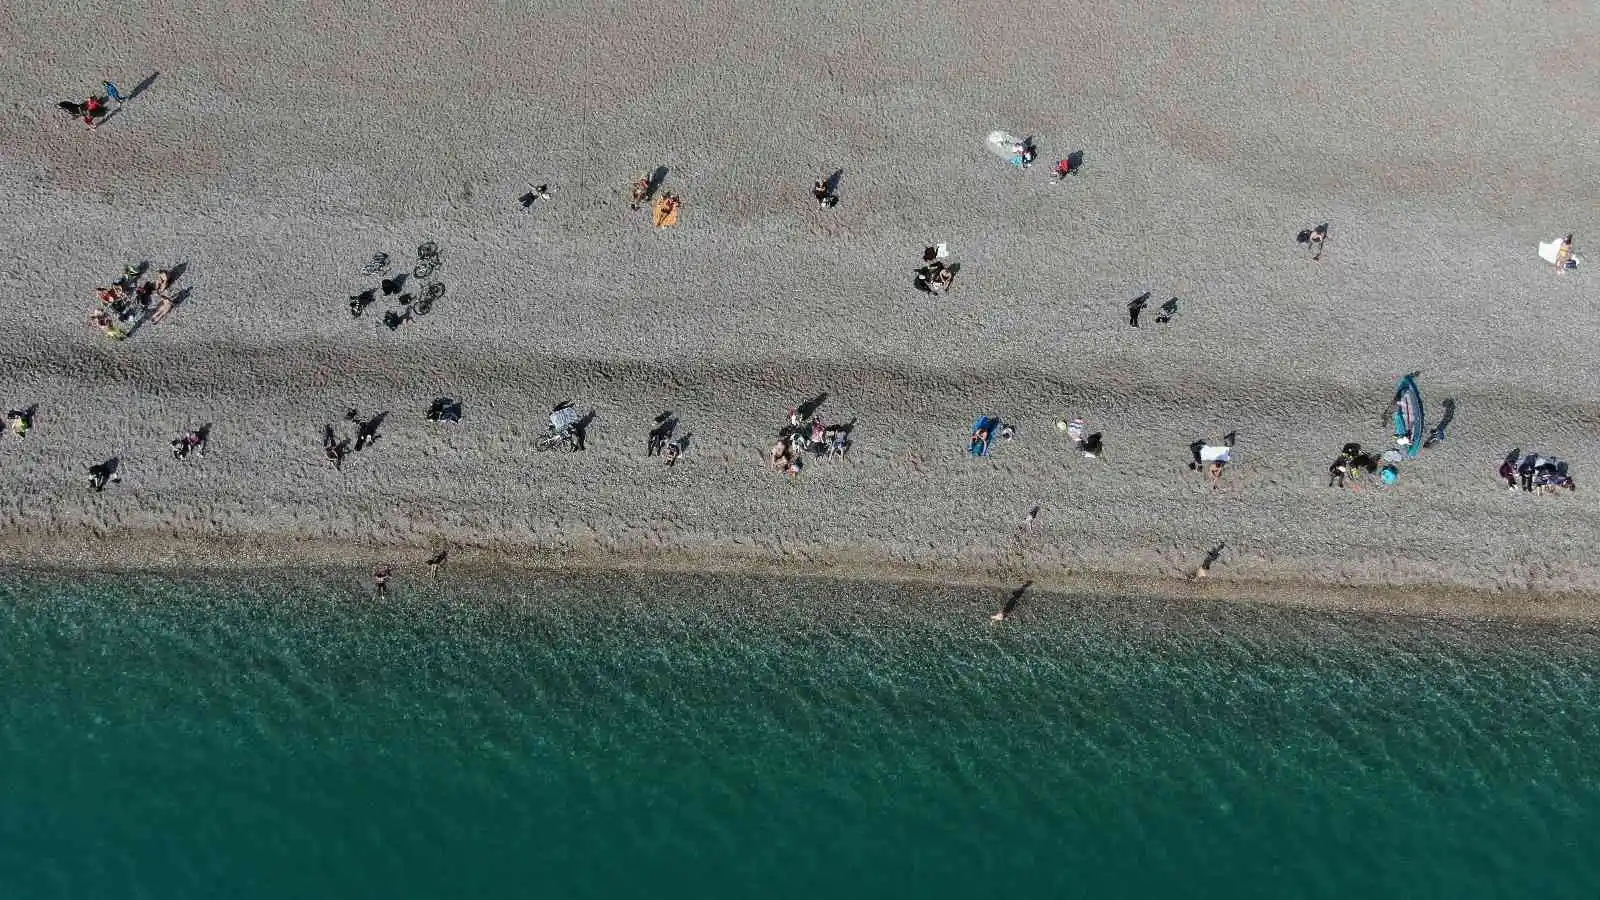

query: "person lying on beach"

left=1189, top=439, right=1234, bottom=483
left=149, top=292, right=176, bottom=324
left=86, top=310, right=129, bottom=340
left=1553, top=234, right=1575, bottom=273
left=170, top=429, right=207, bottom=460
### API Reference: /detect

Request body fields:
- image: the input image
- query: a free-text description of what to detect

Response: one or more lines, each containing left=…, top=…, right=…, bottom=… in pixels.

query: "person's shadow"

left=822, top=168, right=843, bottom=202
left=572, top=410, right=596, bottom=451
left=796, top=393, right=828, bottom=421
left=354, top=411, right=388, bottom=450
left=993, top=580, right=1032, bottom=620
left=644, top=166, right=669, bottom=202
left=88, top=456, right=120, bottom=490
left=126, top=71, right=159, bottom=101
left=649, top=412, right=678, bottom=451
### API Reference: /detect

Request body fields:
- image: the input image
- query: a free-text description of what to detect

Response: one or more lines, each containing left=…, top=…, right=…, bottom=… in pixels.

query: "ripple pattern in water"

left=2, top=571, right=1598, bottom=899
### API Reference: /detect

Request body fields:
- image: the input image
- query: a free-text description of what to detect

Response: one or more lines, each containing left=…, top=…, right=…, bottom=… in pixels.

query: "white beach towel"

left=1199, top=445, right=1232, bottom=463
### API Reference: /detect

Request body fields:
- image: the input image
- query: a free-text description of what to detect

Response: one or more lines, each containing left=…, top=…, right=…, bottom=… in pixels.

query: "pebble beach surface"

left=0, top=1, right=1596, bottom=619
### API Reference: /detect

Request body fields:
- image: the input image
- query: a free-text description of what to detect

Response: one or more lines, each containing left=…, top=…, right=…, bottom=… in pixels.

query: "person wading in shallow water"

left=373, top=565, right=393, bottom=598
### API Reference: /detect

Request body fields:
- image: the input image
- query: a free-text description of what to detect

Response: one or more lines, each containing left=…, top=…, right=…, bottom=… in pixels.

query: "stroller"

left=536, top=403, right=586, bottom=452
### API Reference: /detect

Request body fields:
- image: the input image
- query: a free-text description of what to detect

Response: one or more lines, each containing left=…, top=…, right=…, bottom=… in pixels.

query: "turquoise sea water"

left=2, top=571, right=1598, bottom=899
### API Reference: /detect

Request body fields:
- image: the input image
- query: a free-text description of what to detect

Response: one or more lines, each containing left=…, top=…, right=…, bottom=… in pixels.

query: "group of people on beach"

left=1499, top=451, right=1576, bottom=495
left=768, top=405, right=851, bottom=475
left=87, top=263, right=179, bottom=339
left=57, top=80, right=122, bottom=130
left=49, top=93, right=1588, bottom=601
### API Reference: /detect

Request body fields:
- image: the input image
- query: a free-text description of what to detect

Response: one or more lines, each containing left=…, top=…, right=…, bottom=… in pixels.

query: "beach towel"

left=984, top=131, right=1027, bottom=167
left=1539, top=238, right=1580, bottom=269
left=652, top=198, right=680, bottom=228
left=1199, top=445, right=1231, bottom=464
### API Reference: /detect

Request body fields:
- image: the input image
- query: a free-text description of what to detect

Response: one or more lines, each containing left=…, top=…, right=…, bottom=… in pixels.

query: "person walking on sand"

left=1128, top=293, right=1148, bottom=327
left=103, top=80, right=124, bottom=105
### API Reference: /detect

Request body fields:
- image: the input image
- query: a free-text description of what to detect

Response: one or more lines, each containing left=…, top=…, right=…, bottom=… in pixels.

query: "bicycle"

left=535, top=426, right=579, bottom=452
left=360, top=253, right=390, bottom=277
left=413, top=282, right=445, bottom=317
left=412, top=242, right=442, bottom=279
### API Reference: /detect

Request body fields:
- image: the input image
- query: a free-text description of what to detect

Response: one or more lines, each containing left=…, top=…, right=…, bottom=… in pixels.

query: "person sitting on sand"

left=1498, top=455, right=1518, bottom=491
left=1189, top=438, right=1233, bottom=484
left=87, top=460, right=118, bottom=492
left=812, top=176, right=838, bottom=208
left=81, top=95, right=105, bottom=130
left=86, top=309, right=128, bottom=340
left=663, top=438, right=682, bottom=466
left=6, top=408, right=32, bottom=439
left=629, top=172, right=650, bottom=211
left=769, top=438, right=799, bottom=475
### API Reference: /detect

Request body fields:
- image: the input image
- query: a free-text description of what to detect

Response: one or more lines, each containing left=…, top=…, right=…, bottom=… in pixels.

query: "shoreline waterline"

left=4, top=531, right=1598, bottom=627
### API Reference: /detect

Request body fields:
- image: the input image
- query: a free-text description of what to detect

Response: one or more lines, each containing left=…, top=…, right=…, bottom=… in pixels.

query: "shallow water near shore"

left=2, top=570, right=1598, bottom=898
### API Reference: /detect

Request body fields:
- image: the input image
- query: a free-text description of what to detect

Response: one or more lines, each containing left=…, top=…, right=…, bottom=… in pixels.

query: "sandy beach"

left=0, top=1, right=1596, bottom=619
